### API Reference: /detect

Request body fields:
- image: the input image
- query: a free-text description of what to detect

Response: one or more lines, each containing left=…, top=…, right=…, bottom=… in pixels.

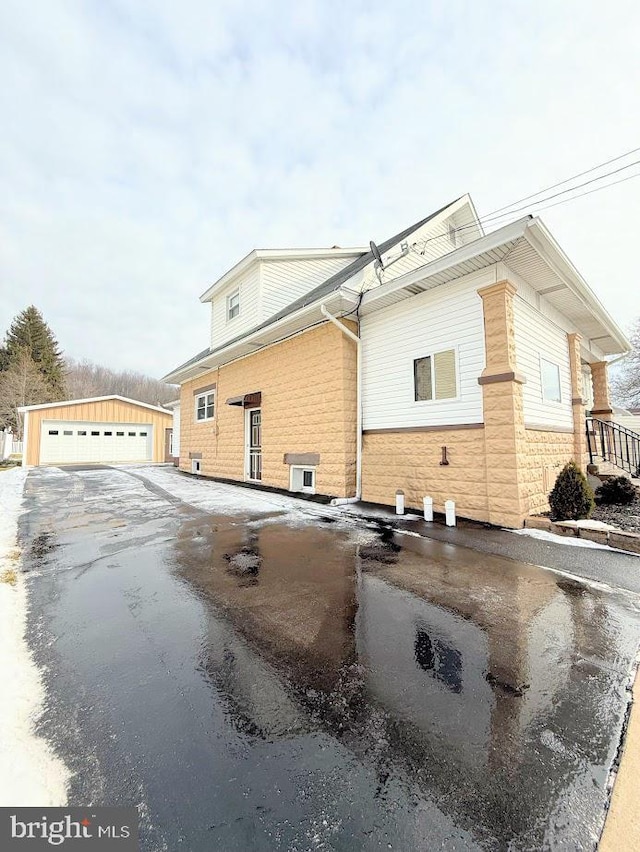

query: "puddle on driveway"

left=20, top=468, right=640, bottom=851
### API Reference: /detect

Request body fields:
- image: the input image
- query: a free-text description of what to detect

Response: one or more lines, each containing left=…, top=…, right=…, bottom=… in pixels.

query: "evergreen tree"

left=2, top=306, right=66, bottom=399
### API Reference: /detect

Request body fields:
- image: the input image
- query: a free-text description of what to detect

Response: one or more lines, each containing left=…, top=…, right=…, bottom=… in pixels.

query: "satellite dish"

left=369, top=240, right=383, bottom=268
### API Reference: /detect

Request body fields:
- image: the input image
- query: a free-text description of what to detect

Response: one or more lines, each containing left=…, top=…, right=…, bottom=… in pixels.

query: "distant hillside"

left=65, top=358, right=177, bottom=407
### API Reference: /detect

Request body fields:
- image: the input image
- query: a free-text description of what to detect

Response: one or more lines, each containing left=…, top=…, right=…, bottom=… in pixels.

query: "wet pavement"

left=19, top=466, right=640, bottom=851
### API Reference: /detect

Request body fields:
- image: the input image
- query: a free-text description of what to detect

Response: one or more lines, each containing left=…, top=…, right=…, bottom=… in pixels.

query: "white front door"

left=245, top=408, right=262, bottom=481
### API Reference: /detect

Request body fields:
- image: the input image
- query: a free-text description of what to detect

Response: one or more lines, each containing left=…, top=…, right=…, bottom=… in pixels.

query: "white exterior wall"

left=172, top=404, right=181, bottom=456
left=361, top=275, right=486, bottom=430
left=210, top=266, right=260, bottom=349
left=513, top=296, right=574, bottom=430
left=261, top=256, right=357, bottom=319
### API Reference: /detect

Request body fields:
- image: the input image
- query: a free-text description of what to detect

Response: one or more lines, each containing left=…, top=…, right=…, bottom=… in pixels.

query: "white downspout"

left=320, top=304, right=362, bottom=503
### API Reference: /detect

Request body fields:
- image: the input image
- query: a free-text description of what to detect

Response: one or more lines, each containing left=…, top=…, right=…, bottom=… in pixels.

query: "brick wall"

left=179, top=321, right=357, bottom=498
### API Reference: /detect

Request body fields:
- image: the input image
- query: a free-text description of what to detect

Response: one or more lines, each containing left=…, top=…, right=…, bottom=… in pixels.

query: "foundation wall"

left=521, top=429, right=576, bottom=515
left=179, top=322, right=357, bottom=498
left=361, top=427, right=489, bottom=521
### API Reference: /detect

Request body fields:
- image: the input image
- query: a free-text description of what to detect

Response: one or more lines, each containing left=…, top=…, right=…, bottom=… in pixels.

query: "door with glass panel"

left=246, top=408, right=262, bottom=481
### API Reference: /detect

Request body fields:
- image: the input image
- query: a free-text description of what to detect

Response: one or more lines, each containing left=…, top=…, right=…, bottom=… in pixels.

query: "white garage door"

left=39, top=421, right=153, bottom=465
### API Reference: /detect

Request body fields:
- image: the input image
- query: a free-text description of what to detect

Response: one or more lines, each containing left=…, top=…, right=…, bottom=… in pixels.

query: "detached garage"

left=19, top=396, right=173, bottom=467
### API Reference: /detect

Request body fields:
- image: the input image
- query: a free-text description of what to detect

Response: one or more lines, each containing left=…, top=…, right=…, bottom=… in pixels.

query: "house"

left=162, top=195, right=629, bottom=527
left=19, top=396, right=173, bottom=467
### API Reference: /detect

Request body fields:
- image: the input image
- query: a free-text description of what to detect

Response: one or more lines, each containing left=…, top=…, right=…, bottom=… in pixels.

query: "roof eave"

left=524, top=218, right=630, bottom=354
left=17, top=395, right=173, bottom=415
left=163, top=290, right=346, bottom=384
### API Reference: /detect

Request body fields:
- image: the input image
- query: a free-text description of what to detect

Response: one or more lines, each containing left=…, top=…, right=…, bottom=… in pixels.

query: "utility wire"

left=483, top=144, right=640, bottom=217
left=410, top=157, right=640, bottom=255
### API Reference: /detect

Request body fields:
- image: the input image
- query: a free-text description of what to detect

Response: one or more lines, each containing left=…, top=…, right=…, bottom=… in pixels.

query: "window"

left=116, top=432, right=124, bottom=437
left=290, top=466, right=316, bottom=494
left=541, top=357, right=562, bottom=403
left=227, top=289, right=240, bottom=321
left=195, top=391, right=215, bottom=422
left=104, top=431, right=113, bottom=436
left=192, top=459, right=202, bottom=474
left=78, top=430, right=87, bottom=436
left=128, top=432, right=136, bottom=437
left=91, top=431, right=100, bottom=436
left=63, top=430, right=72, bottom=436
left=414, top=349, right=457, bottom=401
left=48, top=430, right=59, bottom=436
left=139, top=431, right=147, bottom=437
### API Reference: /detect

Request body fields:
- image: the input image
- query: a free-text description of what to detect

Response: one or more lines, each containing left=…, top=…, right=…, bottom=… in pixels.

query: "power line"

left=483, top=144, right=640, bottom=217
left=410, top=156, right=640, bottom=255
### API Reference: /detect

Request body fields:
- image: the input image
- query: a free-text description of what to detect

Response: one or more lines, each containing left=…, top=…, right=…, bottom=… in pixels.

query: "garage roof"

left=18, top=395, right=172, bottom=415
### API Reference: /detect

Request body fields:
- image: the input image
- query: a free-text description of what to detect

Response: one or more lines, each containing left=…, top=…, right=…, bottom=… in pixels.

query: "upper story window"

left=540, top=357, right=562, bottom=403
left=414, top=349, right=457, bottom=401
left=227, top=289, right=240, bottom=321
left=195, top=390, right=215, bottom=422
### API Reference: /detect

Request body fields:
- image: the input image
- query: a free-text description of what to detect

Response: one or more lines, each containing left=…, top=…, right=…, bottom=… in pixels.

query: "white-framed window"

left=290, top=466, right=316, bottom=494
left=227, top=289, right=240, bottom=321
left=195, top=391, right=215, bottom=422
left=540, top=357, right=562, bottom=403
left=414, top=349, right=458, bottom=402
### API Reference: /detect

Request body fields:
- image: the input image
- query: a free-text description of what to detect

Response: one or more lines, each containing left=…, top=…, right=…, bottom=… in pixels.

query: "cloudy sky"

left=1, top=1, right=639, bottom=379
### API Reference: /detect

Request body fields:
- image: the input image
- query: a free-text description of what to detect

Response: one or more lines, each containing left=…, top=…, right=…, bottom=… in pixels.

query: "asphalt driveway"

left=19, top=466, right=640, bottom=850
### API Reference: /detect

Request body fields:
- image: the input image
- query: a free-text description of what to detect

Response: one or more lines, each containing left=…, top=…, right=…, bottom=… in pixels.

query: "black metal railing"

left=586, top=417, right=640, bottom=477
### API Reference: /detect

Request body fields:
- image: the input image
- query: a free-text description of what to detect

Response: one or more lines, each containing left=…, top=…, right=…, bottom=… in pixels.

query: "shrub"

left=594, top=476, right=638, bottom=506
left=549, top=462, right=594, bottom=520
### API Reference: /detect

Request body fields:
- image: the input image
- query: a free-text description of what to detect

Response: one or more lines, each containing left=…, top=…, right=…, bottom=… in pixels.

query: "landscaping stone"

left=609, top=532, right=640, bottom=555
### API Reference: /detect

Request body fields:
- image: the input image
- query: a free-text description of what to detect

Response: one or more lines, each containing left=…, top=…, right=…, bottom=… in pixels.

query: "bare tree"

left=0, top=347, right=52, bottom=437
left=65, top=358, right=178, bottom=406
left=611, top=317, right=640, bottom=408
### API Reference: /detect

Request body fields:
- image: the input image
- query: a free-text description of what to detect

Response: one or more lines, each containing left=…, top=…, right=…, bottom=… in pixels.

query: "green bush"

left=548, top=462, right=594, bottom=520
left=595, top=476, right=638, bottom=506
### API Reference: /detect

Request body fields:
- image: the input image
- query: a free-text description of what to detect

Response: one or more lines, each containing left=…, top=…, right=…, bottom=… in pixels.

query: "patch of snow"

left=555, top=519, right=617, bottom=531
left=509, top=528, right=611, bottom=549
left=0, top=467, right=70, bottom=806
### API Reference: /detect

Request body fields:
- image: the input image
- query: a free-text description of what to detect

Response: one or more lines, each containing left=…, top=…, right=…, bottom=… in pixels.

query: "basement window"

left=192, top=459, right=202, bottom=475
left=290, top=466, right=316, bottom=494
left=414, top=349, right=458, bottom=401
left=540, top=357, right=562, bottom=403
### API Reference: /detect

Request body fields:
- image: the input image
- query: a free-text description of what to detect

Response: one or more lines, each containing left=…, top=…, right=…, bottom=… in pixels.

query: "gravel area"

left=592, top=500, right=640, bottom=533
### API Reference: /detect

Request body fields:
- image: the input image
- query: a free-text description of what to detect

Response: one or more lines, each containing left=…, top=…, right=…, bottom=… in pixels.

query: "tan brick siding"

left=362, top=428, right=489, bottom=522
left=521, top=429, right=575, bottom=515
left=179, top=322, right=357, bottom=498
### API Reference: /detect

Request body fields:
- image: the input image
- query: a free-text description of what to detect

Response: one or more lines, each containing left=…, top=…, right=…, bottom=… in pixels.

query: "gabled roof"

left=18, top=395, right=173, bottom=415
left=164, top=198, right=462, bottom=382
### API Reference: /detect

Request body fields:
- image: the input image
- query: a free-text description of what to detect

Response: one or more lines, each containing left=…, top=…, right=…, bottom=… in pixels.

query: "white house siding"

left=361, top=276, right=486, bottom=430
left=260, top=256, right=358, bottom=319
left=210, top=266, right=260, bottom=349
left=172, top=404, right=181, bottom=457
left=513, top=296, right=573, bottom=430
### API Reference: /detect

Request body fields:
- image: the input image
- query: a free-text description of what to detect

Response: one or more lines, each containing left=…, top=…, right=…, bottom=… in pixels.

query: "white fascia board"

left=359, top=217, right=531, bottom=308
left=165, top=291, right=347, bottom=384
left=17, top=395, right=173, bottom=415
left=524, top=219, right=630, bottom=354
left=199, top=246, right=366, bottom=303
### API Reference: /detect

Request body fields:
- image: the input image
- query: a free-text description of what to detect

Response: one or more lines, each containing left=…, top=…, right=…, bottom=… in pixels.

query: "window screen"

left=414, top=357, right=433, bottom=401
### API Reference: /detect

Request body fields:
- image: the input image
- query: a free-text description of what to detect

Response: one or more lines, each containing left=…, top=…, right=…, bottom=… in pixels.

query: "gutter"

left=320, top=304, right=362, bottom=504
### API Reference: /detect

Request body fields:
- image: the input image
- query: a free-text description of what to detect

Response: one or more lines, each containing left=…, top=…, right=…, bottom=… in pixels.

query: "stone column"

left=477, top=281, right=528, bottom=527
left=590, top=361, right=613, bottom=421
left=567, top=333, right=588, bottom=466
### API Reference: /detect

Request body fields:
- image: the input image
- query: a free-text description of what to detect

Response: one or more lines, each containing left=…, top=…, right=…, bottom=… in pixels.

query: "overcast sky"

left=1, top=1, right=639, bottom=380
